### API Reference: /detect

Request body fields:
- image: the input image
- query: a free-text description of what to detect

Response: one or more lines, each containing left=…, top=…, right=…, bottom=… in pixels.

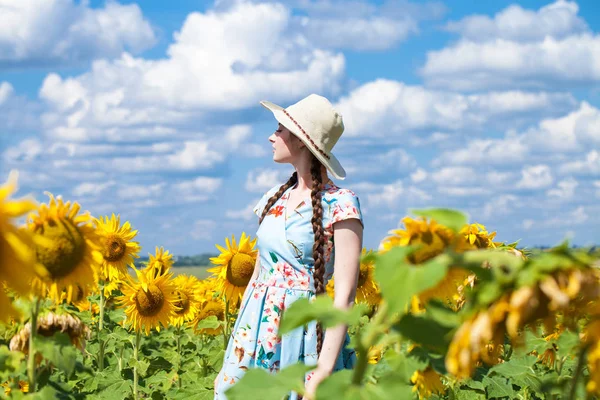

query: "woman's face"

left=269, top=123, right=306, bottom=163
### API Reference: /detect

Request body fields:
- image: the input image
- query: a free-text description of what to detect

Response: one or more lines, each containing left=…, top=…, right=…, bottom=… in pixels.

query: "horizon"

left=1, top=0, right=599, bottom=253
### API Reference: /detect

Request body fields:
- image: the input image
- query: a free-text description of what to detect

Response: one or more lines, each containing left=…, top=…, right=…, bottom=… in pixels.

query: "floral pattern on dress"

left=215, top=181, right=362, bottom=400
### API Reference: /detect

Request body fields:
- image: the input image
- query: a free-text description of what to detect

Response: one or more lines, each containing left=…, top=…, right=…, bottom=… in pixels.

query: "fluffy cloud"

left=343, top=147, right=417, bottom=178
left=0, top=0, right=155, bottom=68
left=522, top=102, right=600, bottom=152
left=421, top=1, right=600, bottom=90
left=218, top=0, right=445, bottom=51
left=560, top=150, right=600, bottom=175
left=355, top=179, right=432, bottom=209
left=516, top=165, right=554, bottom=190
left=434, top=135, right=529, bottom=167
left=298, top=16, right=417, bottom=51
left=245, top=168, right=288, bottom=193
left=37, top=1, right=345, bottom=144
left=444, top=0, right=586, bottom=42
left=335, top=79, right=575, bottom=138
left=547, top=177, right=578, bottom=200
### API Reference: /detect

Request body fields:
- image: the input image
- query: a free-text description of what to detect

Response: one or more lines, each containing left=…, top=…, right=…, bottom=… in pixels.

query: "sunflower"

left=458, top=223, right=500, bottom=251
left=145, top=246, right=174, bottom=279
left=381, top=217, right=505, bottom=310
left=95, top=214, right=141, bottom=281
left=9, top=312, right=90, bottom=354
left=325, top=248, right=380, bottom=306
left=2, top=379, right=29, bottom=396
left=117, top=266, right=177, bottom=335
left=208, top=233, right=258, bottom=304
left=410, top=366, right=445, bottom=398
left=379, top=217, right=454, bottom=264
left=170, top=275, right=202, bottom=327
left=28, top=193, right=103, bottom=303
left=102, top=276, right=122, bottom=298
left=191, top=298, right=225, bottom=336
left=0, top=171, right=40, bottom=321
left=196, top=276, right=220, bottom=304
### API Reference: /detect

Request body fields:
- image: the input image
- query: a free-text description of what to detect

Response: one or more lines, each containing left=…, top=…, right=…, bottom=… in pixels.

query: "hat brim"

left=260, top=100, right=346, bottom=180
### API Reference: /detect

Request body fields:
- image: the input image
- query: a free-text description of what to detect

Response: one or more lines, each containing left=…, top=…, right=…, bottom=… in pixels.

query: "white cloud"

left=546, top=206, right=589, bottom=226
left=245, top=168, right=286, bottom=193
left=421, top=1, right=600, bottom=90
left=117, top=183, right=166, bottom=200
left=444, top=1, right=586, bottom=43
left=522, top=219, right=535, bottom=230
left=335, top=79, right=574, bottom=137
left=72, top=180, right=116, bottom=197
left=3, top=139, right=43, bottom=162
left=560, top=150, right=600, bottom=175
left=437, top=186, right=491, bottom=197
left=0, top=81, right=13, bottom=104
left=516, top=165, right=554, bottom=189
left=435, top=135, right=528, bottom=166
left=359, top=180, right=432, bottom=208
left=36, top=1, right=345, bottom=144
left=483, top=194, right=519, bottom=218
left=171, top=177, right=223, bottom=202
left=431, top=166, right=476, bottom=185
left=0, top=0, right=155, bottom=68
left=344, top=147, right=417, bottom=177
left=299, top=16, right=417, bottom=51
left=411, top=168, right=427, bottom=183
left=486, top=171, right=515, bottom=186
left=523, top=102, right=600, bottom=152
left=547, top=177, right=578, bottom=200
left=225, top=201, right=257, bottom=221
left=220, top=0, right=444, bottom=51
left=191, top=219, right=217, bottom=240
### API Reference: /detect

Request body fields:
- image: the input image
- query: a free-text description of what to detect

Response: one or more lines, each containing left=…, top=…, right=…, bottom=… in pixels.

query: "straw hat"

left=260, top=94, right=346, bottom=180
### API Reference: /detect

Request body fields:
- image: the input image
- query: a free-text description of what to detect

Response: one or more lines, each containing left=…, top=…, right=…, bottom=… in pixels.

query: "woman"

left=214, top=94, right=363, bottom=399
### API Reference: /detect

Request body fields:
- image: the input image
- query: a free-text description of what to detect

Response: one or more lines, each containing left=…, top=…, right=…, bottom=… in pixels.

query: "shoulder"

left=253, top=183, right=284, bottom=216
left=322, top=182, right=363, bottom=227
left=264, top=183, right=283, bottom=198
left=322, top=182, right=360, bottom=203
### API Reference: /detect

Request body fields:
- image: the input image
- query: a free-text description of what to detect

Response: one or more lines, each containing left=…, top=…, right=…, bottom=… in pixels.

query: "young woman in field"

left=214, top=94, right=364, bottom=400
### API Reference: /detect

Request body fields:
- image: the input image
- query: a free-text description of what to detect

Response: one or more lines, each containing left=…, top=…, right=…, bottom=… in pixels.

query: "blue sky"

left=1, top=0, right=599, bottom=256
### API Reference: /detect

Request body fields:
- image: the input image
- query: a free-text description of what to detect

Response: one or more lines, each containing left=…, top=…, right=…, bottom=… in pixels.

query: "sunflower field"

left=0, top=170, right=599, bottom=400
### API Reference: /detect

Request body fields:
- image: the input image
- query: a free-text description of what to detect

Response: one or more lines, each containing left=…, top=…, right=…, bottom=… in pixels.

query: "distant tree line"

left=133, top=253, right=217, bottom=268
left=129, top=245, right=598, bottom=269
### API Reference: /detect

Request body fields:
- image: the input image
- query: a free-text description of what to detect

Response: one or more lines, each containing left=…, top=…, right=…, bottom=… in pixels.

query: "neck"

left=292, top=156, right=329, bottom=192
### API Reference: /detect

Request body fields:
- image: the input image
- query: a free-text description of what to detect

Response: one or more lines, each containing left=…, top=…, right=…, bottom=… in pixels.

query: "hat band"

left=282, top=109, right=330, bottom=160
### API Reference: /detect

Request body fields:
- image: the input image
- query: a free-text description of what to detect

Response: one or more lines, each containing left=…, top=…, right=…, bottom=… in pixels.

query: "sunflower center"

left=357, top=265, right=369, bottom=287
left=202, top=301, right=225, bottom=320
left=174, top=291, right=190, bottom=315
left=104, top=235, right=127, bottom=262
left=34, top=218, right=86, bottom=279
left=135, top=284, right=165, bottom=317
left=226, top=253, right=255, bottom=286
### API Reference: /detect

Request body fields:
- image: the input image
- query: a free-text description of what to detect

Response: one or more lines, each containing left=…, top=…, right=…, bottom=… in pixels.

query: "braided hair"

left=258, top=155, right=327, bottom=355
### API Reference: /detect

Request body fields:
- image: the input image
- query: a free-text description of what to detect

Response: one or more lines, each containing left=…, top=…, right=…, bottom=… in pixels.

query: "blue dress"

left=214, top=180, right=363, bottom=399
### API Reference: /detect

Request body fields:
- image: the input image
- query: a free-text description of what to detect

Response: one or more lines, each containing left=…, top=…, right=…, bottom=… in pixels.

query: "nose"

left=268, top=133, right=275, bottom=143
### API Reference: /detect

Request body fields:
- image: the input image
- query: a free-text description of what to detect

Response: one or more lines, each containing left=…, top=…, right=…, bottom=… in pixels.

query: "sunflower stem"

left=176, top=325, right=182, bottom=389
left=568, top=344, right=589, bottom=400
left=98, top=282, right=105, bottom=370
left=223, top=297, right=230, bottom=350
left=133, top=331, right=141, bottom=400
left=27, top=297, right=40, bottom=393
left=352, top=301, right=388, bottom=386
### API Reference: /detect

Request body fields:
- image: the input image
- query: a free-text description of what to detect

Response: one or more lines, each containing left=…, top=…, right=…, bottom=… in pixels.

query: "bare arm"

left=316, top=218, right=363, bottom=373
